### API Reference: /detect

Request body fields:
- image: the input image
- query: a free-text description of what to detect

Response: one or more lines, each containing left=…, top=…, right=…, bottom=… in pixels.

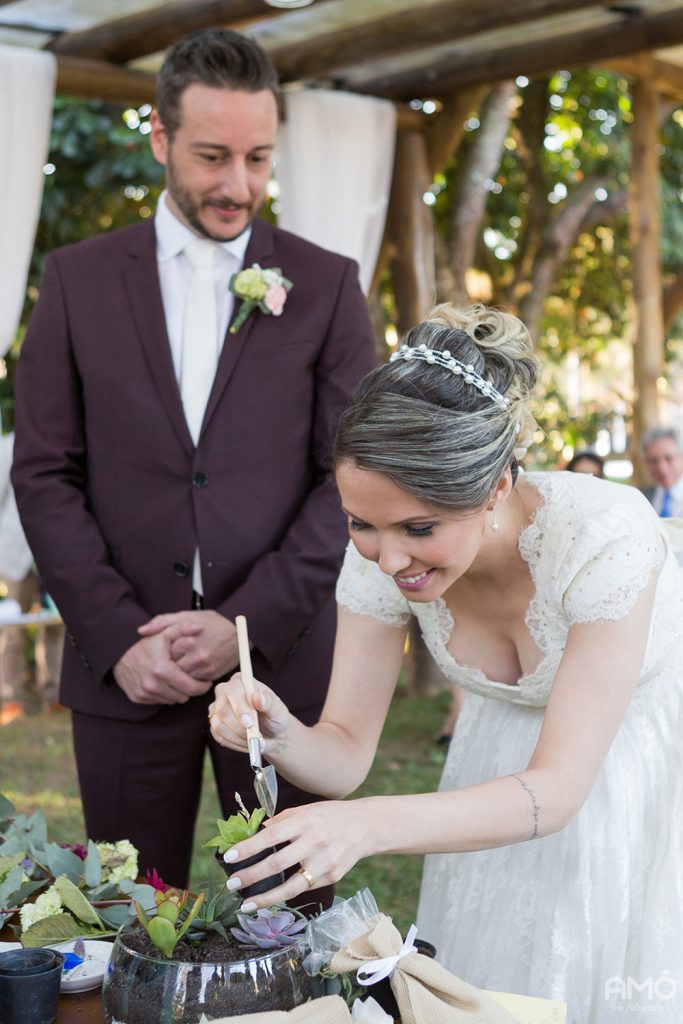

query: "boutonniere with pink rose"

left=228, top=263, right=293, bottom=334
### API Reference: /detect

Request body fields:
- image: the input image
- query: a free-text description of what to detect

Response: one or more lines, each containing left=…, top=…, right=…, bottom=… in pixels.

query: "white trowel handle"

left=235, top=615, right=262, bottom=752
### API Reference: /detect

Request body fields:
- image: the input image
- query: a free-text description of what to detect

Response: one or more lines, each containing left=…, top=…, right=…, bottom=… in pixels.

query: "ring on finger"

left=298, top=866, right=315, bottom=888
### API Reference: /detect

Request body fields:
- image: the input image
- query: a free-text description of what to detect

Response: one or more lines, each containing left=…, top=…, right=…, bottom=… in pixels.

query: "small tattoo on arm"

left=512, top=774, right=540, bottom=839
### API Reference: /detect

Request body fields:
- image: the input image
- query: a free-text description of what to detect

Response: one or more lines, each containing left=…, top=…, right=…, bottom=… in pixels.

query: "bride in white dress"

left=207, top=304, right=683, bottom=1022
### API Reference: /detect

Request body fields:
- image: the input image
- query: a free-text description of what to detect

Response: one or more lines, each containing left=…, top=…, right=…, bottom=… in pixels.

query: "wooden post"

left=382, top=130, right=446, bottom=698
left=630, top=77, right=664, bottom=484
left=386, top=130, right=436, bottom=335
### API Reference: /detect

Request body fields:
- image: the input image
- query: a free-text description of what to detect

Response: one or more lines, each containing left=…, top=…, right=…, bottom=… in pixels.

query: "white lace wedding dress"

left=336, top=472, right=683, bottom=1023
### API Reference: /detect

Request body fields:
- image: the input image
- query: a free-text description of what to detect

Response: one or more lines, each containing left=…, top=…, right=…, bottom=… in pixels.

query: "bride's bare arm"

left=211, top=576, right=657, bottom=910
left=209, top=606, right=407, bottom=797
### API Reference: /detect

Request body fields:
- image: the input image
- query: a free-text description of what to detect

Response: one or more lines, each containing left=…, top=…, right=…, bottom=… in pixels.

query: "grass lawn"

left=0, top=684, right=450, bottom=934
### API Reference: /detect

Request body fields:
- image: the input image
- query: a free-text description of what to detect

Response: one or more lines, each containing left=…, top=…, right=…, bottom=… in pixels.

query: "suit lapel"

left=202, top=218, right=277, bottom=437
left=123, top=224, right=194, bottom=455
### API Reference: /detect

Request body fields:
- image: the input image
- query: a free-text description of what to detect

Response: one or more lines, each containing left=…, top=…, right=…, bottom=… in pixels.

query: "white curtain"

left=0, top=45, right=56, bottom=357
left=276, top=89, right=396, bottom=294
left=0, top=46, right=55, bottom=581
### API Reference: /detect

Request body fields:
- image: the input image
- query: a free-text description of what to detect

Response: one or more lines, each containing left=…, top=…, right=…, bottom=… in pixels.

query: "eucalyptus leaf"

left=0, top=854, right=24, bottom=882
left=119, top=881, right=156, bottom=911
left=41, top=845, right=86, bottom=884
left=84, top=840, right=101, bottom=888
left=88, top=882, right=120, bottom=900
left=24, top=810, right=48, bottom=844
left=10, top=878, right=48, bottom=907
left=0, top=792, right=15, bottom=819
left=98, top=904, right=133, bottom=929
left=0, top=836, right=25, bottom=857
left=54, top=876, right=103, bottom=927
left=0, top=866, right=26, bottom=907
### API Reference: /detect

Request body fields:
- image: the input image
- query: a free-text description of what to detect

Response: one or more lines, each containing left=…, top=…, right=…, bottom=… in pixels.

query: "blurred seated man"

left=642, top=427, right=683, bottom=518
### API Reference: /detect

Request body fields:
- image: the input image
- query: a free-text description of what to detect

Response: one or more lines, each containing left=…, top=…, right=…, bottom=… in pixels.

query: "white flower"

left=351, top=996, right=394, bottom=1023
left=97, top=839, right=138, bottom=884
left=262, top=268, right=284, bottom=287
left=20, top=884, right=63, bottom=931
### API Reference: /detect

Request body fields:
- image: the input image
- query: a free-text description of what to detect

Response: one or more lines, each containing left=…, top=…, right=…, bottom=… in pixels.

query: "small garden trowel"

left=235, top=615, right=278, bottom=818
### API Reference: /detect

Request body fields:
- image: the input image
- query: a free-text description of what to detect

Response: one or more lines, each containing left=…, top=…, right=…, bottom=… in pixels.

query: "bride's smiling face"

left=336, top=461, right=490, bottom=600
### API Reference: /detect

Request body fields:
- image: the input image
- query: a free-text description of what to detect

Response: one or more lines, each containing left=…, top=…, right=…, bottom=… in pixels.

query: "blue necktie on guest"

left=660, top=489, right=673, bottom=518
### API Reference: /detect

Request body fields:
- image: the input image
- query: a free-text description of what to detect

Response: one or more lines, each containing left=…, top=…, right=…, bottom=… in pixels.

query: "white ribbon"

left=351, top=995, right=394, bottom=1023
left=356, top=924, right=418, bottom=986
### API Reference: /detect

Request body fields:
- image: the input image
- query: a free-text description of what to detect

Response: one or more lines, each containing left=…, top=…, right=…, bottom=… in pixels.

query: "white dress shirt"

left=652, top=473, right=683, bottom=518
left=154, top=192, right=252, bottom=594
left=154, top=190, right=252, bottom=387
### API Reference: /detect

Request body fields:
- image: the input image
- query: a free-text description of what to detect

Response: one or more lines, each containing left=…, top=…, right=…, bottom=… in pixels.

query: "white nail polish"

left=241, top=901, right=257, bottom=913
left=223, top=848, right=238, bottom=863
left=226, top=876, right=241, bottom=891
left=240, top=714, right=253, bottom=728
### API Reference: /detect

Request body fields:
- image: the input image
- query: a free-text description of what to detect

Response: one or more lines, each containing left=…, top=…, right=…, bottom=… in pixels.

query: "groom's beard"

left=166, top=158, right=256, bottom=242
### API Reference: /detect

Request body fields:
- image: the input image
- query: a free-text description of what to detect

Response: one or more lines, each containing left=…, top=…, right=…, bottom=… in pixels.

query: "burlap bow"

left=205, top=995, right=353, bottom=1023
left=330, top=915, right=519, bottom=1024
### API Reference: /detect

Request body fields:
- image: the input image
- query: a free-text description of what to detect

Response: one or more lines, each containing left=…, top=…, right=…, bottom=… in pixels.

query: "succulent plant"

left=133, top=887, right=205, bottom=957
left=231, top=907, right=307, bottom=950
left=183, top=886, right=241, bottom=944
left=204, top=793, right=265, bottom=855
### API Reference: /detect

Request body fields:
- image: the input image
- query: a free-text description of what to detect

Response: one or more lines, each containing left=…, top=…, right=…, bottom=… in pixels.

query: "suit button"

left=174, top=561, right=189, bottom=577
left=193, top=471, right=208, bottom=488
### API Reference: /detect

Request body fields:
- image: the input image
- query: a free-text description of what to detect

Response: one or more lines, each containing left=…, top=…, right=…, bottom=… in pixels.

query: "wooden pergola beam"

left=53, top=53, right=426, bottom=132
left=259, top=0, right=600, bottom=85
left=354, top=8, right=683, bottom=99
left=604, top=54, right=683, bottom=101
left=46, top=0, right=301, bottom=63
left=56, top=56, right=157, bottom=105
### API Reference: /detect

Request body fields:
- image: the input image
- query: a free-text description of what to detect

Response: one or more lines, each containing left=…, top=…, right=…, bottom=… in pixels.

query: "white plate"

left=50, top=939, right=114, bottom=993
left=0, top=941, right=21, bottom=953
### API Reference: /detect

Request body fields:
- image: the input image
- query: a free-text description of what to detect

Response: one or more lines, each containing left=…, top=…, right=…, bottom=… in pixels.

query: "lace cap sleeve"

left=561, top=497, right=664, bottom=625
left=335, top=541, right=411, bottom=627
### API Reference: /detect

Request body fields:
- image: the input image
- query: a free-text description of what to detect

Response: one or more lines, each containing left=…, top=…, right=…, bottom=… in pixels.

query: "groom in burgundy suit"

left=12, top=29, right=375, bottom=893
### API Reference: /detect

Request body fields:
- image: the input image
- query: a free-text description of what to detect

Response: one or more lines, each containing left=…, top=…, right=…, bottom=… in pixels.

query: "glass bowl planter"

left=102, top=922, right=317, bottom=1024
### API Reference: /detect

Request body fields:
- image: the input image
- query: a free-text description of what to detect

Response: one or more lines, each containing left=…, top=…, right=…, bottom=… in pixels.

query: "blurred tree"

left=25, top=97, right=164, bottom=319
left=424, top=68, right=683, bottom=464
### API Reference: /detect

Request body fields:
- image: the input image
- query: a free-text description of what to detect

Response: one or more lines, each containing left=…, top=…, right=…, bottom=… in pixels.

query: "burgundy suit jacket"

left=12, top=217, right=376, bottom=721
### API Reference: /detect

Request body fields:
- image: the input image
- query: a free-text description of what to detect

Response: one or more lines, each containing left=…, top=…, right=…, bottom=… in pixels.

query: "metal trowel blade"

left=254, top=763, right=278, bottom=818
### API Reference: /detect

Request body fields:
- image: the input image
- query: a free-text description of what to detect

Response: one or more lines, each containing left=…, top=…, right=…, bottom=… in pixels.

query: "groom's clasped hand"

left=112, top=611, right=242, bottom=705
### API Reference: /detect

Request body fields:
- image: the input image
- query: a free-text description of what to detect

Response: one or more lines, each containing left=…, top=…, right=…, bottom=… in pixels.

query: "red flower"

left=60, top=842, right=87, bottom=860
left=145, top=868, right=170, bottom=892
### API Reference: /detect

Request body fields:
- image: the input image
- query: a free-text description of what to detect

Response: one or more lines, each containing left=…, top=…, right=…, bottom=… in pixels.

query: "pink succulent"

left=231, top=907, right=307, bottom=950
left=264, top=284, right=288, bottom=317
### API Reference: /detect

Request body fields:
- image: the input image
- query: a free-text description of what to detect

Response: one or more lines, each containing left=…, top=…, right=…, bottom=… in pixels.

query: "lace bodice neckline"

left=336, top=469, right=671, bottom=708
left=422, top=471, right=552, bottom=694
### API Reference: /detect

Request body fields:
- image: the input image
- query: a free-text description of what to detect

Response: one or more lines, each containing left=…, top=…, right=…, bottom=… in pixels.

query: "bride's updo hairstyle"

left=335, top=304, right=539, bottom=513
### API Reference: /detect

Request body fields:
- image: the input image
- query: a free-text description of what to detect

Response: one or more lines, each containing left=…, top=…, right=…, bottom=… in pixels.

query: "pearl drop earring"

left=489, top=507, right=499, bottom=532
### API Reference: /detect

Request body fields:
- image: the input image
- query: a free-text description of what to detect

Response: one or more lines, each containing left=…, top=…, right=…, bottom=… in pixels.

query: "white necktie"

left=181, top=238, right=219, bottom=445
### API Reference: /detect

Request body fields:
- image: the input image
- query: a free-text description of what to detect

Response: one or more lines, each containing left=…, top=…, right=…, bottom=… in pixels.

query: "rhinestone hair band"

left=389, top=343, right=510, bottom=409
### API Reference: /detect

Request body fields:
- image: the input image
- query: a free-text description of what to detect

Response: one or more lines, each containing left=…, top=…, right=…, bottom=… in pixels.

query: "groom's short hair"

left=156, top=28, right=280, bottom=138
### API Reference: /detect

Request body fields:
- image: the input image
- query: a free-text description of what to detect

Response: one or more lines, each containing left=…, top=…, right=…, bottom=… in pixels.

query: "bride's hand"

left=220, top=799, right=373, bottom=910
left=208, top=673, right=289, bottom=753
